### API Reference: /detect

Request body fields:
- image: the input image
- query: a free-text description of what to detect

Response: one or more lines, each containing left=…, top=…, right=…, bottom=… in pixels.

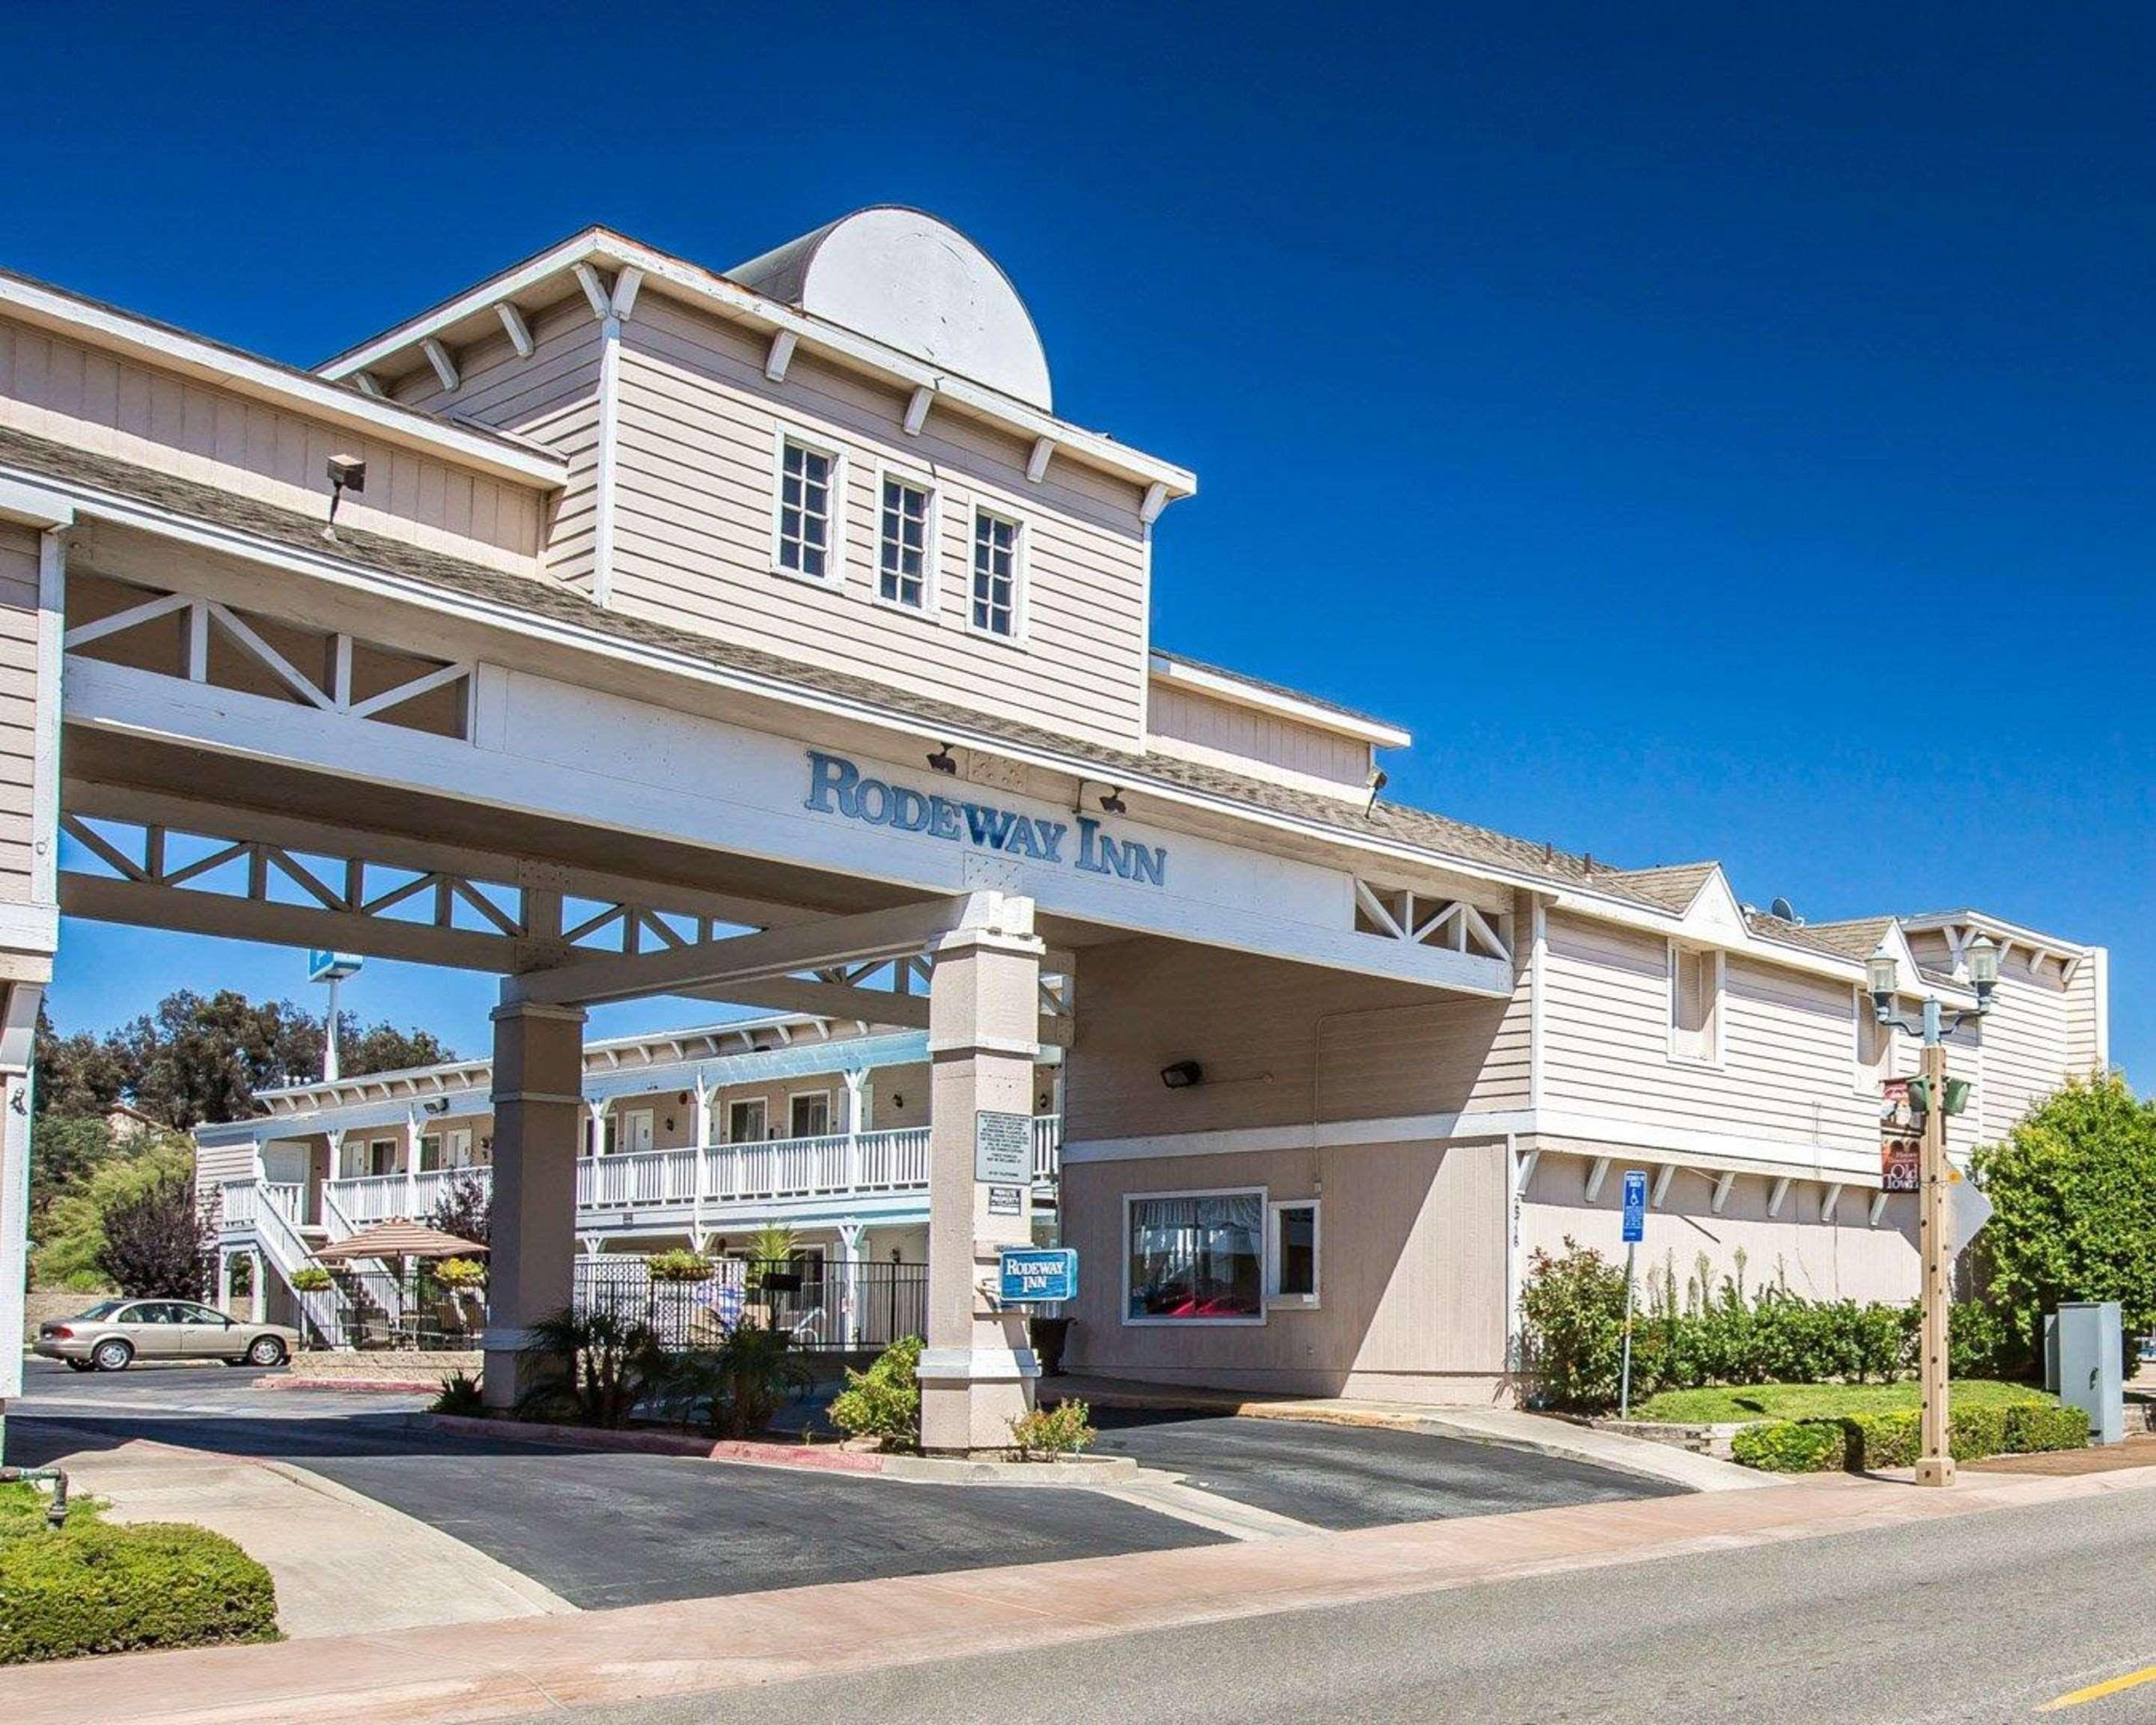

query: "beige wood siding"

left=1064, top=936, right=1527, bottom=1146
left=1974, top=951, right=2079, bottom=1139
left=1146, top=682, right=1371, bottom=797
left=1541, top=913, right=1881, bottom=1168
left=0, top=526, right=39, bottom=900
left=0, top=318, right=543, bottom=571
left=1521, top=1151, right=1919, bottom=1307
left=2065, top=952, right=2106, bottom=1077
left=193, top=1138, right=258, bottom=1201
left=389, top=304, right=604, bottom=594
left=604, top=296, right=1150, bottom=752
left=1062, top=1136, right=1509, bottom=1398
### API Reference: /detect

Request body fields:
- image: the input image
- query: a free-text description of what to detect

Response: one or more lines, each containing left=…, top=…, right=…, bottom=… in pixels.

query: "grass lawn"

left=1631, top=1379, right=2055, bottom=1423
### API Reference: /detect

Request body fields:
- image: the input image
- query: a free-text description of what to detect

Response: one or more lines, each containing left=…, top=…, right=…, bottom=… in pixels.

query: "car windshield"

left=75, top=1300, right=127, bottom=1319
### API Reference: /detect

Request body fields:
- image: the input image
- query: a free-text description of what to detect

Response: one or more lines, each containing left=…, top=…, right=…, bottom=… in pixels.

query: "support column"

left=216, top=1250, right=234, bottom=1312
left=919, top=893, right=1044, bottom=1455
left=249, top=1248, right=265, bottom=1324
left=483, top=996, right=589, bottom=1411
left=836, top=1220, right=865, bottom=1348
left=841, top=1066, right=868, bottom=1187
left=402, top=1105, right=421, bottom=1220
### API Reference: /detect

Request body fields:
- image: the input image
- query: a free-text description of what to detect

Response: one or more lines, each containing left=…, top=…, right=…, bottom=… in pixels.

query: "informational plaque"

left=987, top=1185, right=1023, bottom=1216
left=974, top=1110, right=1031, bottom=1185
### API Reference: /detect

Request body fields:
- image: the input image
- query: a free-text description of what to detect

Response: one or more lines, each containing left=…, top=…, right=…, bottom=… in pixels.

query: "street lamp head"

left=1866, top=950, right=1898, bottom=1021
left=1966, top=933, right=2000, bottom=1003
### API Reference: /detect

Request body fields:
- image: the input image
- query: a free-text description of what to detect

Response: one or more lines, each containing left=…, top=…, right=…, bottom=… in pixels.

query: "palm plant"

left=648, top=1325, right=812, bottom=1439
left=514, top=1306, right=662, bottom=1429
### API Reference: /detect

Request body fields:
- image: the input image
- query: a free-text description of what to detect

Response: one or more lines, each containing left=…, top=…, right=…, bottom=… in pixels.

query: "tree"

left=425, top=1170, right=490, bottom=1248
left=33, top=1004, right=128, bottom=1119
left=26, top=1116, right=123, bottom=1238
left=1970, top=1074, right=2156, bottom=1363
left=94, top=1161, right=214, bottom=1299
left=341, top=1020, right=454, bottom=1077
left=34, top=1143, right=202, bottom=1293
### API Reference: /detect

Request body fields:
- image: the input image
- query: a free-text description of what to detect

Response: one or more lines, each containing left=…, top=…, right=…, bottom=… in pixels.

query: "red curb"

left=423, top=1413, right=887, bottom=1473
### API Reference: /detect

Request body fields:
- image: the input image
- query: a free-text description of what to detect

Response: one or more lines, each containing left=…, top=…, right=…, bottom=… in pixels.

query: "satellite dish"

left=1769, top=896, right=1799, bottom=924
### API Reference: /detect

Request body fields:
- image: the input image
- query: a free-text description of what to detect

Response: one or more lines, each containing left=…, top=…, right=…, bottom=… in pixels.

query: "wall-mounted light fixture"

left=1160, top=1059, right=1204, bottom=1089
left=1099, top=786, right=1127, bottom=815
left=323, top=454, right=365, bottom=539
left=1364, top=768, right=1389, bottom=815
left=421, top=1097, right=451, bottom=1116
left=926, top=743, right=958, bottom=775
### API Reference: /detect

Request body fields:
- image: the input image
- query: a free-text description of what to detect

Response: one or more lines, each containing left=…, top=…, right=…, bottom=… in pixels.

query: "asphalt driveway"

left=1086, top=1408, right=1683, bottom=1530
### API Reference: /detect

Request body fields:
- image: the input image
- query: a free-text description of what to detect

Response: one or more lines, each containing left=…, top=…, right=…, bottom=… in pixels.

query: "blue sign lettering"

left=805, top=751, right=1166, bottom=888
left=999, top=1247, right=1078, bottom=1304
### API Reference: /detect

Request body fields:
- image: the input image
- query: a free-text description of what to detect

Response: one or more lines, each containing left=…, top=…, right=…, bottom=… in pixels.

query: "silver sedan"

left=34, top=1298, right=297, bottom=1372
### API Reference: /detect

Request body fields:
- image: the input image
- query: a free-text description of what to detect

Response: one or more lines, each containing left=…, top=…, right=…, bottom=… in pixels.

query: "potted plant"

left=645, top=1248, right=715, bottom=1284
left=290, top=1265, right=333, bottom=1294
left=433, top=1256, right=488, bottom=1289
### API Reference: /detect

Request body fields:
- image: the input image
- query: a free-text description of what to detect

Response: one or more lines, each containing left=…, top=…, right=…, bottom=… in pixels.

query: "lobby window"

left=1267, top=1199, right=1321, bottom=1309
left=877, top=474, right=934, bottom=610
left=1669, top=943, right=1723, bottom=1066
left=969, top=507, right=1022, bottom=639
left=1125, top=1190, right=1264, bottom=1324
left=773, top=433, right=841, bottom=582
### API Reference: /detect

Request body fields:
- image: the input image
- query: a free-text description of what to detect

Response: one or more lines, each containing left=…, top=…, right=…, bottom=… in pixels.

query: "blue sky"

left=7, top=3, right=2149, bottom=1081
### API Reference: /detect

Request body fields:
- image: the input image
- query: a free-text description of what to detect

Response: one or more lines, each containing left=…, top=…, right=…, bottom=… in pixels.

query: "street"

left=527, top=1485, right=2156, bottom=1724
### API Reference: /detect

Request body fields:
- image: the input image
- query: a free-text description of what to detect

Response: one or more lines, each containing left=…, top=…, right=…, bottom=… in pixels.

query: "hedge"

left=1732, top=1404, right=2092, bottom=1474
left=0, top=1519, right=278, bottom=1664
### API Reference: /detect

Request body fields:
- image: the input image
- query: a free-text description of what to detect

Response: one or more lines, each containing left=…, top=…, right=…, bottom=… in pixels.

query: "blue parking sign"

left=1621, top=1170, right=1648, bottom=1243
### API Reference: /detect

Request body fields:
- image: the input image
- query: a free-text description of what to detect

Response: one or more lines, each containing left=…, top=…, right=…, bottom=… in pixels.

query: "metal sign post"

left=1620, top=1170, right=1647, bottom=1419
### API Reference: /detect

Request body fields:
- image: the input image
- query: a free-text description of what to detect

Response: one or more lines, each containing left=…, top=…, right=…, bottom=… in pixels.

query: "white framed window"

left=771, top=428, right=845, bottom=583
left=1667, top=943, right=1723, bottom=1066
left=1123, top=1188, right=1267, bottom=1325
left=726, top=1098, right=767, bottom=1143
left=368, top=1137, right=399, bottom=1177
left=788, top=1090, right=831, bottom=1138
left=968, top=505, right=1025, bottom=641
left=1266, top=1199, right=1321, bottom=1309
left=874, top=467, right=937, bottom=612
left=1853, top=985, right=1892, bottom=1096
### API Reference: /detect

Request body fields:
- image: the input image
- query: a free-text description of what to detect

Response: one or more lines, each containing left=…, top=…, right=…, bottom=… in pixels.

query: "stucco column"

left=919, top=893, right=1042, bottom=1455
left=483, top=997, right=588, bottom=1411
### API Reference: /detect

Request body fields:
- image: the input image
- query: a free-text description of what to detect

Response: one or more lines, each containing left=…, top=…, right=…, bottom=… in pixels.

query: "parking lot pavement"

left=1085, top=1407, right=1685, bottom=1530
left=8, top=1357, right=1224, bottom=1612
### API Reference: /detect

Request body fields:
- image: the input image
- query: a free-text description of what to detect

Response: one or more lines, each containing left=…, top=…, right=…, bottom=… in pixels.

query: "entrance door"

left=726, top=1099, right=766, bottom=1143
left=619, top=1110, right=655, bottom=1154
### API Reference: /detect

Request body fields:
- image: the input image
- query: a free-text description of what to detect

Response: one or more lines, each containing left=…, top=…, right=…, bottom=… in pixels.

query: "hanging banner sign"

left=806, top=750, right=1169, bottom=889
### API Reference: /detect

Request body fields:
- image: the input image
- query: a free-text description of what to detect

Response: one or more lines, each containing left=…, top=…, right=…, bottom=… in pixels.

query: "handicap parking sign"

left=1621, top=1170, right=1648, bottom=1243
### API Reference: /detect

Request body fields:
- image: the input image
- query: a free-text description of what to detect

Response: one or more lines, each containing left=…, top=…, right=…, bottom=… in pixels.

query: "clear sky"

left=5, top=3, right=2149, bottom=1082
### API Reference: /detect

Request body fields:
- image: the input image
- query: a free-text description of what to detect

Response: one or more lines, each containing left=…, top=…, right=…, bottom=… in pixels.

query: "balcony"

left=255, top=1115, right=1064, bottom=1238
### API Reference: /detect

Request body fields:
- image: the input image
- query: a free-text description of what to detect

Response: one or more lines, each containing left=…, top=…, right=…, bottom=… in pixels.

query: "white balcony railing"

left=305, top=1116, right=1061, bottom=1232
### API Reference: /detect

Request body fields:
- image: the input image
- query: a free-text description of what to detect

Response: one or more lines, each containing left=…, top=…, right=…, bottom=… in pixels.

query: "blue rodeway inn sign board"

left=806, top=750, right=1169, bottom=887
left=999, top=1248, right=1078, bottom=1304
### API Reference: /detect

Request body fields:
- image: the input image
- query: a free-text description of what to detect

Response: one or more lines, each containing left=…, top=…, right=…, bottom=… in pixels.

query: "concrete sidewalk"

left=4, top=1449, right=2152, bottom=1724
left=1051, top=1374, right=1768, bottom=1492
left=32, top=1432, right=575, bottom=1639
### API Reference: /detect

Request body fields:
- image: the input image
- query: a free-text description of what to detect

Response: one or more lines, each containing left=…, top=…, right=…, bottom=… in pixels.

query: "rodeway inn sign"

left=805, top=751, right=1169, bottom=887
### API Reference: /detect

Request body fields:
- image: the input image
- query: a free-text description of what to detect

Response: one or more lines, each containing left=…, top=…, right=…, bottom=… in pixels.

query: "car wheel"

left=92, top=1339, right=133, bottom=1372
left=65, top=1358, right=94, bottom=1373
left=246, top=1335, right=287, bottom=1367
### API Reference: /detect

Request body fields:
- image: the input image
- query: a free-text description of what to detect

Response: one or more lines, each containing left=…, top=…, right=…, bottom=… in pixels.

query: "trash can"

left=2054, top=1301, right=2124, bottom=1446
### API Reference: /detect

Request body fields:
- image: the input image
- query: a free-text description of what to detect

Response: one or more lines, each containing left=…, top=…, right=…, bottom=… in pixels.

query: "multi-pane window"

left=878, top=477, right=932, bottom=609
left=776, top=437, right=837, bottom=579
left=789, top=1091, right=831, bottom=1137
left=970, top=509, right=1020, bottom=637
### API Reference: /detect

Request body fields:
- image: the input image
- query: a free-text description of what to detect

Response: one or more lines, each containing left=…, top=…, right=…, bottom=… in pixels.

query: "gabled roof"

left=1606, top=862, right=1720, bottom=913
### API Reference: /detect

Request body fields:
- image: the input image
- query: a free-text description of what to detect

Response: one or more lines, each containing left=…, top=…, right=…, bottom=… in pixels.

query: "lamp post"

left=1866, top=933, right=2000, bottom=1488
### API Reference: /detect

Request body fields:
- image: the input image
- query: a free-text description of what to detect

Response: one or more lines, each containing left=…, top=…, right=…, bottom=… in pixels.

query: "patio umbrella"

left=311, top=1220, right=488, bottom=1262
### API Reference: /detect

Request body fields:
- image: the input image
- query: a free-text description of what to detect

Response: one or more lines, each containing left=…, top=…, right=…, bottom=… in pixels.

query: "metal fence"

left=574, top=1256, right=926, bottom=1353
left=298, top=1265, right=489, bottom=1352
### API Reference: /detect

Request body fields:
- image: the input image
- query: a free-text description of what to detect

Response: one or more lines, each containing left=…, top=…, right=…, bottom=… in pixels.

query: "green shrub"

left=1520, top=1239, right=1630, bottom=1411
left=430, top=1370, right=485, bottom=1416
left=0, top=1521, right=277, bottom=1664
left=1948, top=1299, right=2021, bottom=1379
left=648, top=1326, right=812, bottom=1439
left=645, top=1248, right=714, bottom=1285
left=2003, top=1403, right=2089, bottom=1453
left=513, top=1306, right=663, bottom=1429
left=1011, top=1399, right=1096, bottom=1459
left=288, top=1264, right=332, bottom=1293
left=1729, top=1420, right=1844, bottom=1473
left=433, top=1257, right=487, bottom=1289
left=828, top=1335, right=923, bottom=1449
left=1842, top=1411, right=1919, bottom=1470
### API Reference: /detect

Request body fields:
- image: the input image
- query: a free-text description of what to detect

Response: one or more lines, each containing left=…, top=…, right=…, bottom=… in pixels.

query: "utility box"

left=2054, top=1301, right=2125, bottom=1446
